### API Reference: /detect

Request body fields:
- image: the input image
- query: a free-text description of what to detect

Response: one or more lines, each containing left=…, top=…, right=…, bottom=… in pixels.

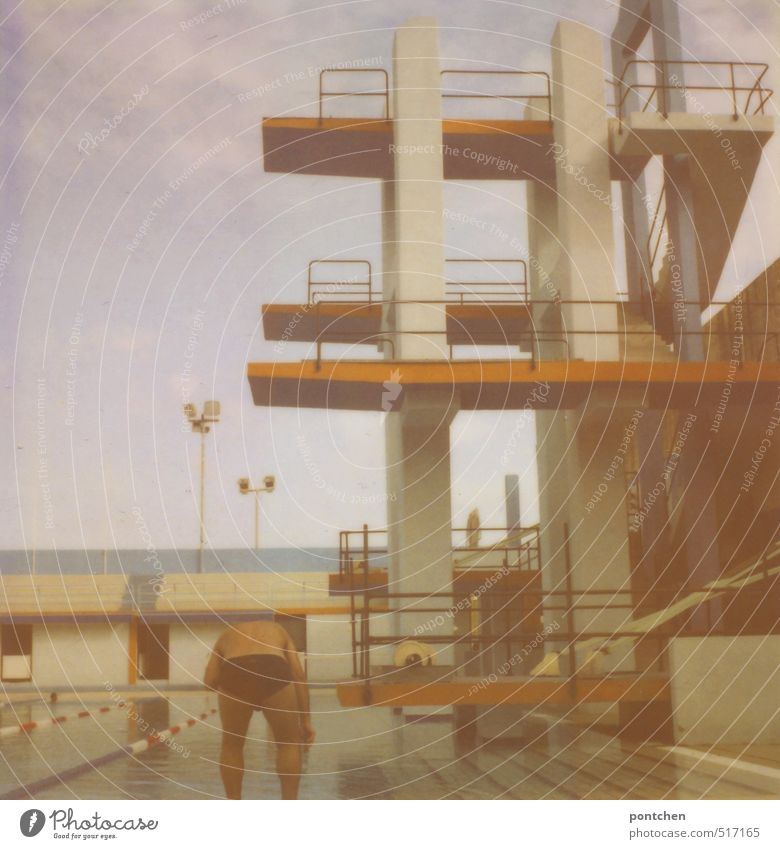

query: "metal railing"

left=338, top=524, right=541, bottom=583
left=351, top=582, right=779, bottom=683
left=445, top=259, right=528, bottom=302
left=616, top=59, right=772, bottom=123
left=308, top=260, right=375, bottom=304
left=306, top=258, right=527, bottom=305
left=350, top=527, right=780, bottom=682
left=646, top=185, right=668, bottom=288
left=309, top=298, right=780, bottom=367
left=318, top=69, right=389, bottom=120
left=441, top=70, right=552, bottom=123
left=353, top=586, right=634, bottom=682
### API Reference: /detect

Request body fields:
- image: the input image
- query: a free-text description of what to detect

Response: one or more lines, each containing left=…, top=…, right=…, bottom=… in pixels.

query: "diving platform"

left=262, top=117, right=556, bottom=181
left=247, top=358, right=780, bottom=412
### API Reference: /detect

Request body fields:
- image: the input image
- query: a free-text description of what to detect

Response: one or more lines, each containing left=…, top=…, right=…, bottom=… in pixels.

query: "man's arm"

left=203, top=634, right=224, bottom=691
left=282, top=630, right=315, bottom=745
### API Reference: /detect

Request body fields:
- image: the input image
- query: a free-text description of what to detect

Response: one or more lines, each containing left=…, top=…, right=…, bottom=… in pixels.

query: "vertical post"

left=128, top=616, right=138, bottom=686
left=362, top=523, right=369, bottom=592
left=659, top=60, right=668, bottom=117
left=563, top=523, right=577, bottom=700
left=199, top=426, right=206, bottom=574
left=347, top=531, right=358, bottom=678
left=254, top=493, right=260, bottom=550
left=362, top=524, right=370, bottom=689
left=505, top=474, right=521, bottom=569
left=730, top=63, right=737, bottom=119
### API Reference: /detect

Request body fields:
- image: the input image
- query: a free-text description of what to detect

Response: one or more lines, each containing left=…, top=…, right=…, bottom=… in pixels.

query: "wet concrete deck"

left=1, top=692, right=777, bottom=800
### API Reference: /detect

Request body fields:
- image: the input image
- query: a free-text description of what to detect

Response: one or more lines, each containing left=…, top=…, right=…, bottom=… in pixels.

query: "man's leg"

left=261, top=683, right=302, bottom=800
left=218, top=691, right=253, bottom=799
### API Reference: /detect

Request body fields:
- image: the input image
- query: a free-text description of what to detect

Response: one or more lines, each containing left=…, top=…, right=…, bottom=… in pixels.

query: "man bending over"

left=204, top=619, right=315, bottom=799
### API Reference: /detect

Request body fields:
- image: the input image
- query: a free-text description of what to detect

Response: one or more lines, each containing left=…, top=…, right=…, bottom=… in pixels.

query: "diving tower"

left=247, top=11, right=780, bottom=744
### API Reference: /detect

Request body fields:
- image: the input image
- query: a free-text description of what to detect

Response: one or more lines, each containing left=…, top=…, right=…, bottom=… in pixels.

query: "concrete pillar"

left=610, top=14, right=672, bottom=593
left=550, top=21, right=620, bottom=361
left=646, top=0, right=720, bottom=613
left=632, top=413, right=671, bottom=592
left=385, top=391, right=456, bottom=604
left=650, top=0, right=686, bottom=113
left=382, top=19, right=454, bottom=662
left=663, top=155, right=706, bottom=359
left=536, top=406, right=636, bottom=674
left=386, top=17, right=447, bottom=361
left=526, top=174, right=563, bottom=360
left=610, top=40, right=653, bottom=311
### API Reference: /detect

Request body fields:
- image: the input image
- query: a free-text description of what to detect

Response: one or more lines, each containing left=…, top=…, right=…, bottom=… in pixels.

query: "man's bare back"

left=215, top=620, right=290, bottom=662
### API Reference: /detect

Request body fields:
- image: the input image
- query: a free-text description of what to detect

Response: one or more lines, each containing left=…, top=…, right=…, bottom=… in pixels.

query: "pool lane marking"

left=0, top=707, right=218, bottom=800
left=0, top=703, right=128, bottom=739
left=663, top=745, right=780, bottom=783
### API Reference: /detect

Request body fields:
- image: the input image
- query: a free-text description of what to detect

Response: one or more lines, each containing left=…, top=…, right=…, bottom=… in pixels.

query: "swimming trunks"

left=219, top=654, right=292, bottom=708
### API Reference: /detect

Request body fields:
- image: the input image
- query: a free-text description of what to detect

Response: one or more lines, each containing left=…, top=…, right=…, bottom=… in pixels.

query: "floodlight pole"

left=184, top=401, right=220, bottom=574
left=238, top=475, right=275, bottom=550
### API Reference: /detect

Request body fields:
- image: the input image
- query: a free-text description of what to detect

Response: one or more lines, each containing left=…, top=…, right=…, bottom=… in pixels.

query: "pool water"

left=1, top=693, right=777, bottom=800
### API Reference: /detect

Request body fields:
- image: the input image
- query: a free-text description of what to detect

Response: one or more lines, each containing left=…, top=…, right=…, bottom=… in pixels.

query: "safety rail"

left=318, top=68, right=389, bottom=119
left=441, top=70, right=552, bottom=123
left=616, top=59, right=772, bottom=123
left=445, top=259, right=528, bottom=302
left=353, top=587, right=637, bottom=682
left=306, top=258, right=527, bottom=305
left=338, top=524, right=541, bottom=583
left=309, top=298, right=780, bottom=367
left=646, top=185, right=668, bottom=289
left=308, top=260, right=375, bottom=304
left=350, top=540, right=780, bottom=682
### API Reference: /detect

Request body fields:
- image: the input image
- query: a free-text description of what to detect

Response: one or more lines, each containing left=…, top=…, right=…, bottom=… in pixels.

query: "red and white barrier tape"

left=125, top=707, right=217, bottom=755
left=0, top=701, right=127, bottom=739
left=1, top=706, right=218, bottom=799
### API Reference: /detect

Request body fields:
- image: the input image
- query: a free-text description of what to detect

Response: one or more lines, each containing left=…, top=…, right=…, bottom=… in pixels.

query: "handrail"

left=306, top=258, right=528, bottom=305
left=646, top=184, right=668, bottom=287
left=318, top=68, right=389, bottom=120
left=307, top=259, right=374, bottom=304
left=351, top=558, right=780, bottom=679
left=338, top=525, right=541, bottom=581
left=441, top=70, right=552, bottom=123
left=309, top=297, right=780, bottom=365
left=445, top=258, right=528, bottom=303
left=616, top=59, right=772, bottom=123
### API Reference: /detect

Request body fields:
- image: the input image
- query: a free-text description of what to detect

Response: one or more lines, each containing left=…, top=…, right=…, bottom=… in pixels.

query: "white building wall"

left=33, top=623, right=129, bottom=689
left=306, top=612, right=395, bottom=682
left=306, top=614, right=354, bottom=682
left=168, top=623, right=225, bottom=686
left=669, top=636, right=780, bottom=745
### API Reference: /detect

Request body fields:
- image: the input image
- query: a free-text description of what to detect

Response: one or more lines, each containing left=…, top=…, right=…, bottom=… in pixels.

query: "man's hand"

left=301, top=721, right=316, bottom=747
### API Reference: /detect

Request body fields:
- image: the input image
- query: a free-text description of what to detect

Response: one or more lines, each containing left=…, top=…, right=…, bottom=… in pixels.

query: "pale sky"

left=1, top=0, right=778, bottom=552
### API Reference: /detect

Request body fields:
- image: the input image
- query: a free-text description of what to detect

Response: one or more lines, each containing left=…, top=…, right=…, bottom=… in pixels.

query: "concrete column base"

left=667, top=636, right=780, bottom=745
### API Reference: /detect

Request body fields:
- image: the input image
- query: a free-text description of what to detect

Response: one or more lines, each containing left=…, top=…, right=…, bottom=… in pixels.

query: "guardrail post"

left=563, top=522, right=577, bottom=701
